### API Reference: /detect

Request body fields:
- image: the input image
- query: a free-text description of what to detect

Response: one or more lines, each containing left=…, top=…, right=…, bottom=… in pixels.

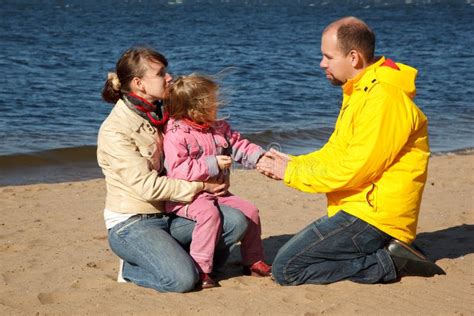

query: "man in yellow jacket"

left=257, top=16, right=445, bottom=285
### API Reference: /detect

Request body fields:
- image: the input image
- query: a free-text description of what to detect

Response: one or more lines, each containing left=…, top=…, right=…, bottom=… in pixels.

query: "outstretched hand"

left=256, top=149, right=290, bottom=180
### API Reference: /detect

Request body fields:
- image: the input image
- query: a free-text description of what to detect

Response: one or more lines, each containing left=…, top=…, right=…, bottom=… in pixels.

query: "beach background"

left=0, top=0, right=473, bottom=314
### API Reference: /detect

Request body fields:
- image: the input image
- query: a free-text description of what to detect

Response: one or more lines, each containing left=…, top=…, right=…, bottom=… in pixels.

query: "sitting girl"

left=163, top=74, right=271, bottom=289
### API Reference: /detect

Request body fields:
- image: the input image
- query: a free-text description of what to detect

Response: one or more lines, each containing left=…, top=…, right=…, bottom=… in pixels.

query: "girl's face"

left=135, top=60, right=173, bottom=103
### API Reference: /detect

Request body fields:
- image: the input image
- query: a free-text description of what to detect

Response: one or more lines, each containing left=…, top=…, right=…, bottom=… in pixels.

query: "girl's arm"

left=217, top=121, right=265, bottom=169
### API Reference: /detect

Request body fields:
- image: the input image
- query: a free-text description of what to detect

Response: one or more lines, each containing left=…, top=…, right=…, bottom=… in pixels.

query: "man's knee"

left=271, top=251, right=292, bottom=286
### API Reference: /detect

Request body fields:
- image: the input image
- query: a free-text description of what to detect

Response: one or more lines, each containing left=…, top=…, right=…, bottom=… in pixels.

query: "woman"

left=97, top=47, right=248, bottom=292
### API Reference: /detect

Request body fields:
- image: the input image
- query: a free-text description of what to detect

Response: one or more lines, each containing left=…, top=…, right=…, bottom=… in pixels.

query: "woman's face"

left=136, top=60, right=173, bottom=103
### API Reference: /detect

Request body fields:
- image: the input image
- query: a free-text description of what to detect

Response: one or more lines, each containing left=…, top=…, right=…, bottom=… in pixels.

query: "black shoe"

left=386, top=239, right=446, bottom=278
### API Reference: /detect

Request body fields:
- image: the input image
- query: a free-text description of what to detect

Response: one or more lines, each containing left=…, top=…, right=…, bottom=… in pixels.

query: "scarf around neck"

left=123, top=93, right=169, bottom=127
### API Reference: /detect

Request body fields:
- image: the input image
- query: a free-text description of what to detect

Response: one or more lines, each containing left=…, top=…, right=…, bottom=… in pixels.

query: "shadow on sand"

left=413, top=224, right=474, bottom=261
left=218, top=224, right=473, bottom=282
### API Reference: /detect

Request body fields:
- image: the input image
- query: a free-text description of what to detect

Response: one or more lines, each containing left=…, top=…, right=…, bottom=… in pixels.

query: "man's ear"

left=349, top=50, right=364, bottom=69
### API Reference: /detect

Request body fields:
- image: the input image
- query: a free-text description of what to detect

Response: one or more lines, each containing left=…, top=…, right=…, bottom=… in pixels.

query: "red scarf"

left=124, top=93, right=169, bottom=126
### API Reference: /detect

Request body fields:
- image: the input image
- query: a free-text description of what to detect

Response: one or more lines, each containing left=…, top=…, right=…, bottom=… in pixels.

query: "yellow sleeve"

left=284, top=85, right=413, bottom=193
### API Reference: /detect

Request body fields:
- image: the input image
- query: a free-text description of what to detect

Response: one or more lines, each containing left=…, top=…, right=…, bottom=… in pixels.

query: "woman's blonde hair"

left=165, top=74, right=219, bottom=124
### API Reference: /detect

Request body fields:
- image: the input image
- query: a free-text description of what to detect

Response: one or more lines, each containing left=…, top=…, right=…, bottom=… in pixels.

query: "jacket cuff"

left=283, top=160, right=296, bottom=185
left=247, top=148, right=266, bottom=168
left=205, top=155, right=220, bottom=178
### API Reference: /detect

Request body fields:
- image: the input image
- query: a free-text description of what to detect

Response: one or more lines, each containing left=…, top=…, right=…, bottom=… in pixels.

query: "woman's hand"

left=203, top=173, right=230, bottom=196
left=216, top=155, right=232, bottom=170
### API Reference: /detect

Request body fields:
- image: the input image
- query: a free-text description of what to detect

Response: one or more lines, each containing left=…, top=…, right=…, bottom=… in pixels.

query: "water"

left=1, top=0, right=473, bottom=185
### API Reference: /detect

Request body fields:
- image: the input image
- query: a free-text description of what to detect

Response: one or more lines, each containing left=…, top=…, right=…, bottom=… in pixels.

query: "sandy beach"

left=1, top=154, right=473, bottom=315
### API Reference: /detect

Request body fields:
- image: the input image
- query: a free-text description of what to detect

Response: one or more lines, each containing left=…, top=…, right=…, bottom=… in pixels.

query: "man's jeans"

left=108, top=205, right=248, bottom=293
left=272, top=211, right=398, bottom=285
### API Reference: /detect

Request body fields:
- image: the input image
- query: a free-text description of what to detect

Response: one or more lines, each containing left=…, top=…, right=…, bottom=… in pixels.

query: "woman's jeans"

left=272, top=211, right=398, bottom=285
left=108, top=205, right=248, bottom=293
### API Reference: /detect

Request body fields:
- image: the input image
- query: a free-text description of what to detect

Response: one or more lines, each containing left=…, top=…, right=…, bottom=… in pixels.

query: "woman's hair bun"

left=107, top=72, right=121, bottom=91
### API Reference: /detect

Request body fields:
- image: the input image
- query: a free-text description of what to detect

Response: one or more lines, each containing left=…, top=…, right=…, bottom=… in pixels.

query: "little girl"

left=163, top=74, right=271, bottom=289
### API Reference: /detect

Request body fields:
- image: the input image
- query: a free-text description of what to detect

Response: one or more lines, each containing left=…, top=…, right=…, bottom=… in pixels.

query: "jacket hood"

left=345, top=57, right=418, bottom=100
left=374, top=57, right=418, bottom=99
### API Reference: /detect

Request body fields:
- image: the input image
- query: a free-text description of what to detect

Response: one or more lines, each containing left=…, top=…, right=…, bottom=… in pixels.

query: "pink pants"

left=175, top=192, right=264, bottom=273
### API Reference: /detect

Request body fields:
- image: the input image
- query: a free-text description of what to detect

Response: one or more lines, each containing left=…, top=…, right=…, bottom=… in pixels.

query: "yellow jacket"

left=284, top=57, right=429, bottom=243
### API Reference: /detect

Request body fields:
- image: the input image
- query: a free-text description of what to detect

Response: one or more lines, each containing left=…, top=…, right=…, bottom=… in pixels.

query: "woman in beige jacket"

left=97, top=47, right=248, bottom=292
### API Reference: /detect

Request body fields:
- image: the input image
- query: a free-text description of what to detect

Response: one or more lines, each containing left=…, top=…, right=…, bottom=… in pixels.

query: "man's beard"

left=329, top=77, right=345, bottom=86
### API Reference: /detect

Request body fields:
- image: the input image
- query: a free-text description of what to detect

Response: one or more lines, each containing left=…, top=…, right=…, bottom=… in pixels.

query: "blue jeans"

left=272, top=211, right=397, bottom=285
left=108, top=205, right=248, bottom=293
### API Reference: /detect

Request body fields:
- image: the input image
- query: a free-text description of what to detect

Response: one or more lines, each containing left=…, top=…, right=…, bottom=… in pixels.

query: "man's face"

left=139, top=60, right=173, bottom=102
left=319, top=28, right=353, bottom=86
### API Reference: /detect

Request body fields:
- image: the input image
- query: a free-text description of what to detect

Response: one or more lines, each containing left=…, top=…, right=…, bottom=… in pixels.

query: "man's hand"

left=256, top=149, right=290, bottom=180
left=216, top=155, right=232, bottom=170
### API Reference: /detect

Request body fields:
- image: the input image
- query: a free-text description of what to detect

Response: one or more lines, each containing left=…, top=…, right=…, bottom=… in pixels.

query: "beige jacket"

left=97, top=99, right=203, bottom=214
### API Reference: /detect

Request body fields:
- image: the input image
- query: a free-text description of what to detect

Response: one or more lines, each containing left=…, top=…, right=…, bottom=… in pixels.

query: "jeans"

left=108, top=205, right=248, bottom=293
left=272, top=211, right=397, bottom=285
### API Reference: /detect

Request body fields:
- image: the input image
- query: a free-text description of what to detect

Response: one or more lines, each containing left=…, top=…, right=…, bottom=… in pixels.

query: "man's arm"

left=284, top=87, right=414, bottom=193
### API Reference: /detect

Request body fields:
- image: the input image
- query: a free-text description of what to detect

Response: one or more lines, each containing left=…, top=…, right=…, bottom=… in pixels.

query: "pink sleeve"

left=163, top=128, right=220, bottom=181
left=217, top=121, right=265, bottom=169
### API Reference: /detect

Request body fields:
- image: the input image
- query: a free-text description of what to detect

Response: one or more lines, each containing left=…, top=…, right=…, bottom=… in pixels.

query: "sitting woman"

left=97, top=47, right=248, bottom=292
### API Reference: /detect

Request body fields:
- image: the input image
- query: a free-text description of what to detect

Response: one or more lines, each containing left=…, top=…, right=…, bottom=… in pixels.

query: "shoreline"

left=1, top=145, right=473, bottom=187
left=0, top=154, right=472, bottom=314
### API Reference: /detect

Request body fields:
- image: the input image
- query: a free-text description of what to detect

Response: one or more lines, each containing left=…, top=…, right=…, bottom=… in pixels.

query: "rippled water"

left=1, top=0, right=473, bottom=157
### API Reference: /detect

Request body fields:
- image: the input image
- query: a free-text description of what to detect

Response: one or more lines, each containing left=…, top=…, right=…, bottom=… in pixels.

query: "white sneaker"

left=117, top=259, right=127, bottom=283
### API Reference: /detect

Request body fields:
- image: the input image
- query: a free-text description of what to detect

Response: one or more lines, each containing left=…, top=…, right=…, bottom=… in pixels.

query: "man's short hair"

left=331, top=17, right=375, bottom=61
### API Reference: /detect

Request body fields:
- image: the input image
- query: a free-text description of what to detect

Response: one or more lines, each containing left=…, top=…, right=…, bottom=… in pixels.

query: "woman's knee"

left=167, top=269, right=199, bottom=293
left=221, top=206, right=249, bottom=242
left=242, top=205, right=261, bottom=224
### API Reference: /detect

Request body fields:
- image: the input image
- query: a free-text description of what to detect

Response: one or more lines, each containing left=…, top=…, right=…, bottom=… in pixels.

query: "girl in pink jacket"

left=163, top=74, right=271, bottom=288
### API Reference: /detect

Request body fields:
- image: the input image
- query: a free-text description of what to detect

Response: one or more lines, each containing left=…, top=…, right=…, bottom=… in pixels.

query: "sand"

left=0, top=154, right=473, bottom=315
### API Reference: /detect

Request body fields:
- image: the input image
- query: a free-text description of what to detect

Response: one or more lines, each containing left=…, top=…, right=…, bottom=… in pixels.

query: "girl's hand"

left=216, top=155, right=232, bottom=170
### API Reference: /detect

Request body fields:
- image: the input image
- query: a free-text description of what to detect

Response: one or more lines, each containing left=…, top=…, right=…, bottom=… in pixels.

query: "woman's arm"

left=98, top=123, right=203, bottom=204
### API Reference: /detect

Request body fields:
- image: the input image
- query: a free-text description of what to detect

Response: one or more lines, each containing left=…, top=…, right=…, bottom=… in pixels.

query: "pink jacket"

left=163, top=118, right=265, bottom=182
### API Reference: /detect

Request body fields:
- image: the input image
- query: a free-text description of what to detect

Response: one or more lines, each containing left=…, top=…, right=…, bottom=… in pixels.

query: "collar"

left=166, top=118, right=213, bottom=134
left=182, top=118, right=211, bottom=131
left=342, top=56, right=386, bottom=95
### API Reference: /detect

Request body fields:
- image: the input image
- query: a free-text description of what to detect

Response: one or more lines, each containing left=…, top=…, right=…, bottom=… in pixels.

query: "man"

left=257, top=16, right=445, bottom=285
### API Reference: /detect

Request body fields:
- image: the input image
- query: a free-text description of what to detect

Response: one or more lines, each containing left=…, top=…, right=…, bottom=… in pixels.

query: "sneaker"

left=243, top=260, right=272, bottom=277
left=199, top=273, right=218, bottom=289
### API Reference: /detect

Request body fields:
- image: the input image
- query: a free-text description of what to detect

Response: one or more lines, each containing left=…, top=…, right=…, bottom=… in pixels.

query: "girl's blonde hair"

left=166, top=74, right=219, bottom=124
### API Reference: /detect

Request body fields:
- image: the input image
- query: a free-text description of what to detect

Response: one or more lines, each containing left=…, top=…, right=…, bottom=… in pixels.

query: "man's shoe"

left=387, top=239, right=446, bottom=278
left=243, top=260, right=272, bottom=277
left=198, top=273, right=218, bottom=289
